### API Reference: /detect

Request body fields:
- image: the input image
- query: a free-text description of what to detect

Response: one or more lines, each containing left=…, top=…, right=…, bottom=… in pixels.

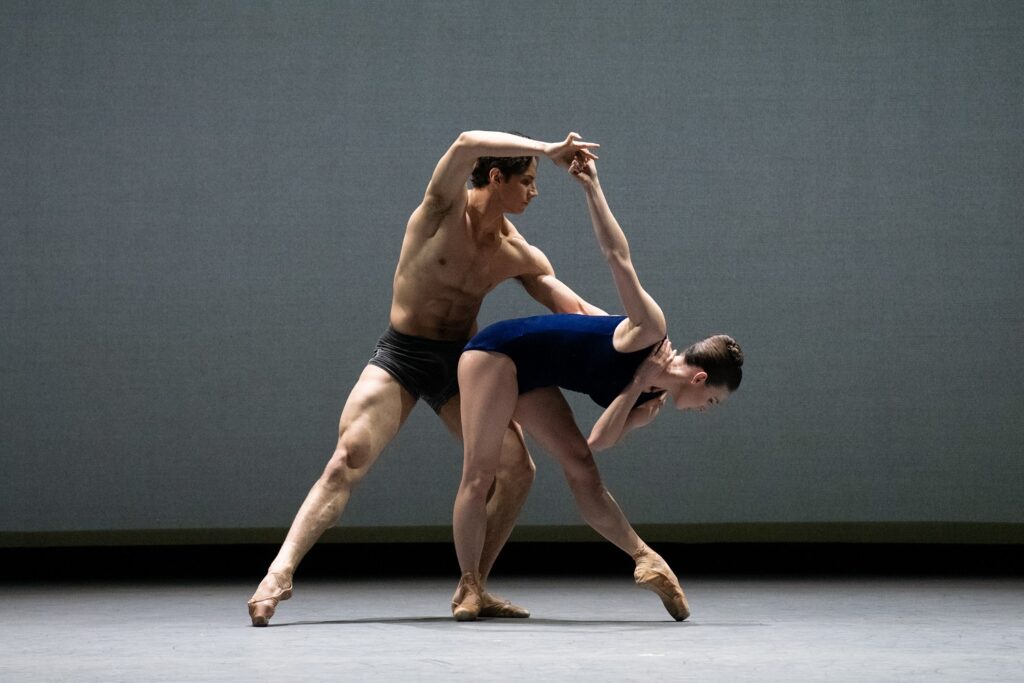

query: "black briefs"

left=367, top=326, right=465, bottom=413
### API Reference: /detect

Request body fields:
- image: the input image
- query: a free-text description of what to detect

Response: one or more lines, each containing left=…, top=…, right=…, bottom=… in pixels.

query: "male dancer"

left=248, top=131, right=603, bottom=625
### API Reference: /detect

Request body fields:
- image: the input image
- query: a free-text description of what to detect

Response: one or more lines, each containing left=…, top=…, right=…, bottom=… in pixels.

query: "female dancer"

left=450, top=157, right=743, bottom=621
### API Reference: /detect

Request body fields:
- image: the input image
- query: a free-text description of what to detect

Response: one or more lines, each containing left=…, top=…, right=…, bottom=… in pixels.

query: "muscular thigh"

left=513, top=387, right=591, bottom=471
left=336, top=364, right=418, bottom=464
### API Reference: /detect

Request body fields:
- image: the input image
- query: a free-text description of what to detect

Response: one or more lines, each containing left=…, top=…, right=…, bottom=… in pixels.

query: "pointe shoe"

left=247, top=571, right=293, bottom=627
left=479, top=590, right=530, bottom=618
left=633, top=546, right=690, bottom=621
left=450, top=572, right=483, bottom=621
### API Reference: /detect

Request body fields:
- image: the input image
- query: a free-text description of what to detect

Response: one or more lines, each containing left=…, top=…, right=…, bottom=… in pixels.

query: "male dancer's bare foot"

left=247, top=571, right=293, bottom=626
left=633, top=545, right=690, bottom=621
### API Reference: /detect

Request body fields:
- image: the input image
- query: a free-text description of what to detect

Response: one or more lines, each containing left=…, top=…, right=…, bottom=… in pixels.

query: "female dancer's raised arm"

left=569, top=157, right=671, bottom=450
left=569, top=158, right=666, bottom=352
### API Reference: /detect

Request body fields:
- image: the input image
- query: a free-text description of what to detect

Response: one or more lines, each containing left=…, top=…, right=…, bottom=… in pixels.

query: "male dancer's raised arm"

left=430, top=131, right=605, bottom=315
left=419, top=131, right=598, bottom=218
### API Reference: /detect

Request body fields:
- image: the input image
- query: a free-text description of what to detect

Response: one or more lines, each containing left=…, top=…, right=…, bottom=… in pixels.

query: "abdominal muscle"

left=389, top=273, right=485, bottom=342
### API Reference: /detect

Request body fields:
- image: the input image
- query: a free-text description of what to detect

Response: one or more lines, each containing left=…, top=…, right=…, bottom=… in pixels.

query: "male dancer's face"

left=496, top=158, right=539, bottom=214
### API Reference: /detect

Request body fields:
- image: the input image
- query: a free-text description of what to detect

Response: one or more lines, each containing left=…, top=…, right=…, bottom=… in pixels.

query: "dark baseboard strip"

left=1, top=541, right=1022, bottom=581
left=1, top=523, right=1022, bottom=581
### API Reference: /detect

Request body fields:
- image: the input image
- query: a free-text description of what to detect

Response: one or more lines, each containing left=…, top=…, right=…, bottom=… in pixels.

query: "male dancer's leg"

left=438, top=393, right=534, bottom=617
left=513, top=387, right=690, bottom=621
left=248, top=365, right=417, bottom=626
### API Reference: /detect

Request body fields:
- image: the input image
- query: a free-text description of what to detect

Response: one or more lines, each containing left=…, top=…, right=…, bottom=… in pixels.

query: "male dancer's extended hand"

left=545, top=132, right=600, bottom=168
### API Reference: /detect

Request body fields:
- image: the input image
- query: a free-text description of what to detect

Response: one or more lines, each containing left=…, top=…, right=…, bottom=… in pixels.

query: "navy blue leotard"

left=464, top=314, right=663, bottom=408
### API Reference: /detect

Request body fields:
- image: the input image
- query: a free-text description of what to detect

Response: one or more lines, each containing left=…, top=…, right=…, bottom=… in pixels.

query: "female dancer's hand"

left=634, top=338, right=674, bottom=387
left=569, top=154, right=599, bottom=186
left=626, top=392, right=668, bottom=430
left=624, top=341, right=672, bottom=432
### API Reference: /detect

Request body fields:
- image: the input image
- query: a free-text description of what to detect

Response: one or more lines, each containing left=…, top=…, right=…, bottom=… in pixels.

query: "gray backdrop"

left=2, top=1, right=1022, bottom=540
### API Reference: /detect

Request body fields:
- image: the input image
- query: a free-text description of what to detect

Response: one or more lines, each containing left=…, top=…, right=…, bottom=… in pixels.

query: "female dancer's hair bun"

left=683, top=334, right=743, bottom=390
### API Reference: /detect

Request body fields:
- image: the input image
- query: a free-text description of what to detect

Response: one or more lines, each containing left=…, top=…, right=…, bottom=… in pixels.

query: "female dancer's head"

left=664, top=334, right=743, bottom=412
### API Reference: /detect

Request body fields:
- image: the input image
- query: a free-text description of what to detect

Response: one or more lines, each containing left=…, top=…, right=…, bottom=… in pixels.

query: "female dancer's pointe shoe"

left=479, top=591, right=530, bottom=618
left=247, top=572, right=293, bottom=627
left=633, top=548, right=690, bottom=621
left=451, top=571, right=483, bottom=621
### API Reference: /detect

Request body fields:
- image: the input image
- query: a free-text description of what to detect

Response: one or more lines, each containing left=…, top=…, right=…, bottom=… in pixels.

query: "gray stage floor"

left=3, top=576, right=1022, bottom=682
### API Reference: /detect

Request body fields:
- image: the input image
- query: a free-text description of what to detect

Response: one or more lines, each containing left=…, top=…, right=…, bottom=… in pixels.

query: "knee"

left=496, top=458, right=535, bottom=498
left=460, top=446, right=502, bottom=499
left=561, top=444, right=600, bottom=489
left=501, top=440, right=536, bottom=490
left=501, top=448, right=536, bottom=491
left=514, top=456, right=537, bottom=489
left=320, top=437, right=371, bottom=490
left=459, top=467, right=496, bottom=503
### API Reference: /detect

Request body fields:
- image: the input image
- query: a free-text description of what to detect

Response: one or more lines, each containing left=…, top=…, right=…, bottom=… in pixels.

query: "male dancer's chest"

left=426, top=230, right=526, bottom=297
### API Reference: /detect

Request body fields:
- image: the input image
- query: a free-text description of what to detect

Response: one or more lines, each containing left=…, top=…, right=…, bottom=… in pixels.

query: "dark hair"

left=683, top=334, right=744, bottom=391
left=470, top=131, right=536, bottom=188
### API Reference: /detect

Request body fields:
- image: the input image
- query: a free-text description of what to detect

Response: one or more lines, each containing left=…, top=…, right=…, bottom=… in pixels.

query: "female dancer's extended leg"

left=512, top=387, right=642, bottom=554
left=513, top=387, right=690, bottom=621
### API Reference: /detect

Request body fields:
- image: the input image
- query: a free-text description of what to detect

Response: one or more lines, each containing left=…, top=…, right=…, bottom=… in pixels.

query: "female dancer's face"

left=673, top=380, right=730, bottom=413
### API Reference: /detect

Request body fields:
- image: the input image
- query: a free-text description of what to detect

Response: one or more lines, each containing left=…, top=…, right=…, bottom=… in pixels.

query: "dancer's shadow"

left=273, top=616, right=453, bottom=627
left=268, top=616, right=765, bottom=629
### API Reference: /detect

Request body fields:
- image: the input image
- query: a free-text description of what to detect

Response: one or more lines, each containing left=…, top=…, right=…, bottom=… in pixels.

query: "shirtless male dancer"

left=247, top=130, right=603, bottom=625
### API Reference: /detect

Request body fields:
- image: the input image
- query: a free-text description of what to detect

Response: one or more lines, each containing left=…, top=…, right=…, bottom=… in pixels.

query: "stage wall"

left=2, top=1, right=1022, bottom=543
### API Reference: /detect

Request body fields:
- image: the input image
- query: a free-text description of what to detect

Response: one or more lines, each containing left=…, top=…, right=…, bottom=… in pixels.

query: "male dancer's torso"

left=389, top=205, right=545, bottom=342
